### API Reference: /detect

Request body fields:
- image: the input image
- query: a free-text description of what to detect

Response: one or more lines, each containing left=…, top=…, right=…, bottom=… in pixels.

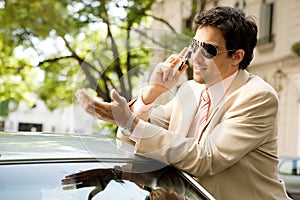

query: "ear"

left=231, top=49, right=245, bottom=66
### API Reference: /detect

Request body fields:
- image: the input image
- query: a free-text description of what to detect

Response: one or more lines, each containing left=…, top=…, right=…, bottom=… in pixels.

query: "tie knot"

left=201, top=89, right=210, bottom=102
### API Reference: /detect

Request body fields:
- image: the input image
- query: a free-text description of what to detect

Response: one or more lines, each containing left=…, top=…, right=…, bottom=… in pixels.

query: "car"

left=279, top=157, right=300, bottom=200
left=0, top=132, right=216, bottom=200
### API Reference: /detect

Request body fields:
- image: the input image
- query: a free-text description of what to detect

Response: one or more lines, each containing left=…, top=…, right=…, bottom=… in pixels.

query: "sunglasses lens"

left=191, top=39, right=218, bottom=59
left=201, top=43, right=217, bottom=59
left=192, top=40, right=198, bottom=54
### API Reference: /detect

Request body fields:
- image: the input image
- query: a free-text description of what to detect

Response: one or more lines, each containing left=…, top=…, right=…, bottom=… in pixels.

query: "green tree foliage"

left=0, top=0, right=157, bottom=112
left=0, top=33, right=38, bottom=116
left=0, top=0, right=209, bottom=116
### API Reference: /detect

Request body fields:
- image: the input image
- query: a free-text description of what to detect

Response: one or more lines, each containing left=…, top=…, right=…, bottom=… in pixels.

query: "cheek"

left=209, top=58, right=229, bottom=72
left=206, top=60, right=227, bottom=79
left=206, top=60, right=220, bottom=73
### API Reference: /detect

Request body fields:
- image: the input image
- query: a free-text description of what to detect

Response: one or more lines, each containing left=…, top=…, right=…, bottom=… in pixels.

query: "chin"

left=193, top=75, right=205, bottom=84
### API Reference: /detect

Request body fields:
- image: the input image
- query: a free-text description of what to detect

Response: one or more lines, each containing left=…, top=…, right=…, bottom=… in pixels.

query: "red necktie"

left=198, top=88, right=210, bottom=135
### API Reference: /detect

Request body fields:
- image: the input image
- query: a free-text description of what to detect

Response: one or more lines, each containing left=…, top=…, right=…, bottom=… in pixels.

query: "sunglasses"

left=191, top=38, right=236, bottom=59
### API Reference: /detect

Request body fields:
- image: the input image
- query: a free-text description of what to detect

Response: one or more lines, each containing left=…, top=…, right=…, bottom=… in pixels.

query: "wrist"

left=142, top=86, right=165, bottom=104
left=120, top=112, right=137, bottom=136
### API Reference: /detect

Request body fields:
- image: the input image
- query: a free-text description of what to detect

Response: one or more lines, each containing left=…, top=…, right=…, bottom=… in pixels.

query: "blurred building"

left=2, top=99, right=97, bottom=135
left=150, top=0, right=300, bottom=156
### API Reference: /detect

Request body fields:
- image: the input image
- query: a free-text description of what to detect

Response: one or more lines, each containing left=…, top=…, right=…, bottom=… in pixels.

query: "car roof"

left=0, top=132, right=216, bottom=200
left=0, top=132, right=143, bottom=164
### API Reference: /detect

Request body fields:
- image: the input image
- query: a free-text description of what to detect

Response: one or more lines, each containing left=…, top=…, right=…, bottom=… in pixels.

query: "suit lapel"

left=197, top=70, right=250, bottom=142
left=225, top=70, right=249, bottom=97
left=170, top=81, right=204, bottom=136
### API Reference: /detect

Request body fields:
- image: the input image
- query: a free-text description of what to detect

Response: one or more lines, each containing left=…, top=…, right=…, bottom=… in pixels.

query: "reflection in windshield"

left=91, top=180, right=149, bottom=200
left=62, top=163, right=202, bottom=200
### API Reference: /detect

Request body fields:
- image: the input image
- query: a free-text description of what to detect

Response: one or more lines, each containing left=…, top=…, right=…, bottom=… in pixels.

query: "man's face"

left=191, top=26, right=239, bottom=86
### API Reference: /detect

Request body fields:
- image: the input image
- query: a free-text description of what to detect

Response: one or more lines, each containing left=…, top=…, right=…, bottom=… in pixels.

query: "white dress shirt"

left=130, top=71, right=238, bottom=141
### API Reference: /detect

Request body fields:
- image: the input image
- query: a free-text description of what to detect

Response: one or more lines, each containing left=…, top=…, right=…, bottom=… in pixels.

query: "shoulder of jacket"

left=247, top=73, right=278, bottom=95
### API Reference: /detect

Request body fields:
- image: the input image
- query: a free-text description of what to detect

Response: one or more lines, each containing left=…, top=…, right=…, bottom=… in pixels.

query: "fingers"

left=76, top=90, right=99, bottom=115
left=161, top=61, right=187, bottom=82
left=110, top=89, right=126, bottom=106
left=153, top=55, right=188, bottom=85
left=165, top=47, right=188, bottom=72
left=75, top=89, right=116, bottom=123
left=160, top=63, right=173, bottom=82
left=110, top=89, right=131, bottom=127
left=179, top=63, right=189, bottom=73
left=75, top=89, right=88, bottom=100
left=166, top=47, right=187, bottom=67
left=178, top=47, right=188, bottom=57
left=75, top=89, right=94, bottom=110
left=161, top=47, right=188, bottom=80
left=165, top=53, right=177, bottom=63
left=75, top=89, right=131, bottom=127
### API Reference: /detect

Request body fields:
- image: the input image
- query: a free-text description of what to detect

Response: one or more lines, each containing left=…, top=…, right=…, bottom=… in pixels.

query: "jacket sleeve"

left=133, top=88, right=278, bottom=177
left=117, top=93, right=177, bottom=143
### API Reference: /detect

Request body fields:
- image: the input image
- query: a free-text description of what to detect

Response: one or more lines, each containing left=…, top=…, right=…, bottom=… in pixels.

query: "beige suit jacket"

left=119, top=70, right=290, bottom=200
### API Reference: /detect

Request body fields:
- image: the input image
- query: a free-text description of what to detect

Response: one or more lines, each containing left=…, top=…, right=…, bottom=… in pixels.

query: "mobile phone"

left=177, top=46, right=192, bottom=71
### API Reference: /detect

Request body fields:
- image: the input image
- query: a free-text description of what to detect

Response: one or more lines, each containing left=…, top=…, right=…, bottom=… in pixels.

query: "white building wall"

left=151, top=0, right=192, bottom=33
left=249, top=0, right=300, bottom=157
left=150, top=0, right=300, bottom=156
left=4, top=99, right=96, bottom=134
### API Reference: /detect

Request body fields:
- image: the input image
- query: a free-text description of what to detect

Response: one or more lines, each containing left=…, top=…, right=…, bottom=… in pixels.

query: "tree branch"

left=37, top=55, right=74, bottom=66
left=102, top=5, right=127, bottom=98
left=60, top=36, right=110, bottom=101
left=145, top=13, right=177, bottom=34
left=133, top=28, right=169, bottom=49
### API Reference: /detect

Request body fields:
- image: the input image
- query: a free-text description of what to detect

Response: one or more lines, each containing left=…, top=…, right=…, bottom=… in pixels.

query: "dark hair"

left=194, top=6, right=257, bottom=69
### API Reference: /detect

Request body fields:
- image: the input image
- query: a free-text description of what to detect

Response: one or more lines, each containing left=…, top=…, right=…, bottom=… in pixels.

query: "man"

left=76, top=6, right=290, bottom=200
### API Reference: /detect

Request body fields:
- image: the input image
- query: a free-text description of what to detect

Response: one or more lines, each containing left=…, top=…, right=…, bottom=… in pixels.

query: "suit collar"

left=225, top=69, right=249, bottom=96
left=209, top=69, right=249, bottom=117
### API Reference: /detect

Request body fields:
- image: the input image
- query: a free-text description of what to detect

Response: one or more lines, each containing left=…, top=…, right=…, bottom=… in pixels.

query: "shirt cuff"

left=131, top=95, right=153, bottom=114
left=129, top=119, right=148, bottom=143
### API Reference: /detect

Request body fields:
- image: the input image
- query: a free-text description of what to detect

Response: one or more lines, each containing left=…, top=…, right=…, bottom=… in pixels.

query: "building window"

left=258, top=1, right=275, bottom=46
left=18, top=123, right=43, bottom=132
left=0, top=121, right=4, bottom=131
left=235, top=0, right=246, bottom=10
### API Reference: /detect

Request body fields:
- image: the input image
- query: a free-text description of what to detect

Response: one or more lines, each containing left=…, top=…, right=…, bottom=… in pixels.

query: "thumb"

left=178, top=47, right=188, bottom=57
left=110, top=89, right=126, bottom=105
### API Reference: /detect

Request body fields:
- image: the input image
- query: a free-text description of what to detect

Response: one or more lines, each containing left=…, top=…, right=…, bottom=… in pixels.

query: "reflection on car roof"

left=0, top=132, right=139, bottom=163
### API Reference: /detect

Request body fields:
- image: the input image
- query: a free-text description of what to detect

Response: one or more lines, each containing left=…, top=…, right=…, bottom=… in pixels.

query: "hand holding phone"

left=177, top=45, right=192, bottom=71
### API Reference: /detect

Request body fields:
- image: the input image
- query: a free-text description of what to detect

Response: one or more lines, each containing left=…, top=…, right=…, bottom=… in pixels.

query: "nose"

left=191, top=48, right=205, bottom=63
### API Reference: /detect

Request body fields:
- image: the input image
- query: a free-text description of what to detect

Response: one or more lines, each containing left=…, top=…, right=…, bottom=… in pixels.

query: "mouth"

left=193, top=63, right=207, bottom=72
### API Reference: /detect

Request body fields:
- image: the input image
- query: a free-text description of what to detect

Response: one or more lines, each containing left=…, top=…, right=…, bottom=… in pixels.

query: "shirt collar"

left=207, top=70, right=238, bottom=113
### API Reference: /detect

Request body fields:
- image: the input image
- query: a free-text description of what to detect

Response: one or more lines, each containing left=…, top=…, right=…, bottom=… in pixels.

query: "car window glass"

left=61, top=163, right=212, bottom=200
left=297, top=159, right=300, bottom=175
left=279, top=159, right=293, bottom=175
left=279, top=159, right=300, bottom=175
left=0, top=162, right=213, bottom=200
